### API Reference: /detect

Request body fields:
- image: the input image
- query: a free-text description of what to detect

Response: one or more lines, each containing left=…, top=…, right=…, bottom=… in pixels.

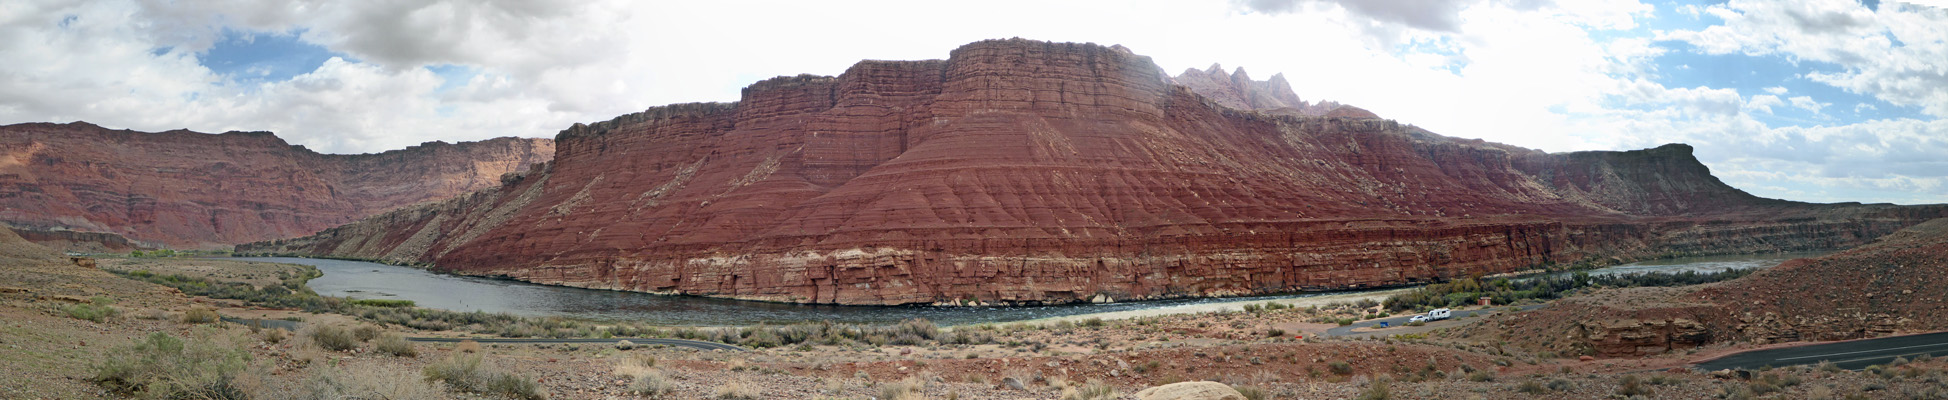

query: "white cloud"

left=1787, top=95, right=1829, bottom=114
left=1763, top=86, right=1788, bottom=95
left=1658, top=0, right=1948, bottom=117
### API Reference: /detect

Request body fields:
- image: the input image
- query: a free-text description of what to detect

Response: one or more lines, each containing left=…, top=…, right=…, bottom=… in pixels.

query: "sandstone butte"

left=0, top=122, right=554, bottom=249
left=240, top=39, right=1948, bottom=306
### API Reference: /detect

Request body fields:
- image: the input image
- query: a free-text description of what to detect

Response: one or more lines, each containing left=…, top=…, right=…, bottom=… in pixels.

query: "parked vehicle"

left=1408, top=315, right=1429, bottom=323
left=1427, top=308, right=1453, bottom=321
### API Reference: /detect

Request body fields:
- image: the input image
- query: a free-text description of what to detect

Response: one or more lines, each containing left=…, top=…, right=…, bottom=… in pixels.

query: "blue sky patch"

left=197, top=29, right=339, bottom=85
left=425, top=64, right=479, bottom=93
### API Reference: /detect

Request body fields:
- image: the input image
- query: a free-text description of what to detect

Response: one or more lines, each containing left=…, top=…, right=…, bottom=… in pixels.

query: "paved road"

left=221, top=317, right=300, bottom=331
left=1694, top=331, right=1948, bottom=371
left=1325, top=305, right=1547, bottom=337
left=407, top=336, right=747, bottom=352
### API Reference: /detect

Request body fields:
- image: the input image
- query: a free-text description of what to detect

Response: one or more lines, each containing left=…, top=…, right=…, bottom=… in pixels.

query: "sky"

left=1, top=0, right=1945, bottom=205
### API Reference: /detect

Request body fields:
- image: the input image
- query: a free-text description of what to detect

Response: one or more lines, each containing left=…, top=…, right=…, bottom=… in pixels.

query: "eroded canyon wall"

left=241, top=39, right=1946, bottom=305
left=0, top=122, right=554, bottom=249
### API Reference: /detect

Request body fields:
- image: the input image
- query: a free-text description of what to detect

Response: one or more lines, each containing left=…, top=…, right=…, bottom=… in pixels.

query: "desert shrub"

left=1235, top=385, right=1269, bottom=400
left=1518, top=379, right=1548, bottom=394
left=628, top=369, right=674, bottom=398
left=292, top=364, right=446, bottom=400
left=1267, top=328, right=1286, bottom=337
left=375, top=333, right=417, bottom=357
left=714, top=381, right=759, bottom=400
left=182, top=307, right=221, bottom=324
left=1081, top=317, right=1106, bottom=328
left=352, top=325, right=381, bottom=342
left=65, top=299, right=120, bottom=323
left=1060, top=380, right=1115, bottom=400
left=1617, top=374, right=1652, bottom=396
left=90, top=331, right=251, bottom=400
left=1466, top=369, right=1495, bottom=382
left=259, top=328, right=287, bottom=344
left=879, top=378, right=925, bottom=400
left=306, top=325, right=359, bottom=351
left=1329, top=361, right=1354, bottom=375
left=423, top=353, right=545, bottom=400
left=1353, top=378, right=1391, bottom=400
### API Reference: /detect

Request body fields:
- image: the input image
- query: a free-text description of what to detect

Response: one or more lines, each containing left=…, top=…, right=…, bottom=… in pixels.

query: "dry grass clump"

left=182, top=307, right=220, bottom=324
left=628, top=370, right=675, bottom=398
left=352, top=325, right=381, bottom=342
left=613, top=354, right=672, bottom=398
left=1059, top=379, right=1115, bottom=400
left=90, top=331, right=251, bottom=400
left=455, top=339, right=481, bottom=353
left=880, top=377, right=927, bottom=400
left=290, top=364, right=445, bottom=400
left=422, top=353, right=545, bottom=400
left=714, top=381, right=760, bottom=399
left=304, top=325, right=359, bottom=352
left=374, top=333, right=417, bottom=357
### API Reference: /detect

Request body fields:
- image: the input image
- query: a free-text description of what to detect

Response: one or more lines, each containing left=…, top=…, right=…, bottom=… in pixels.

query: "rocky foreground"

left=1452, top=217, right=1948, bottom=361
left=243, top=38, right=1947, bottom=306
left=0, top=122, right=553, bottom=249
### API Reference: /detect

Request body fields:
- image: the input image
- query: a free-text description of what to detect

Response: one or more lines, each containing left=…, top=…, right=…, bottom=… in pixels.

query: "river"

left=237, top=252, right=1819, bottom=326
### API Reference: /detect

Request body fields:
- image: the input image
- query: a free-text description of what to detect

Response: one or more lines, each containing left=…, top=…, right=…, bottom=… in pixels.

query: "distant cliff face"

left=241, top=39, right=1946, bottom=305
left=0, top=122, right=554, bottom=249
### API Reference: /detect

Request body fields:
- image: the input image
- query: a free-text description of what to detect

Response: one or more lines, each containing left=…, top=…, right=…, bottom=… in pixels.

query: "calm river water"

left=238, top=252, right=1818, bottom=326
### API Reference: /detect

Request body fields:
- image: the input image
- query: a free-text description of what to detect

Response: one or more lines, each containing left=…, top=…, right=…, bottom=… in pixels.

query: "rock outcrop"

left=1134, top=381, right=1247, bottom=400
left=240, top=39, right=1948, bottom=305
left=1171, top=64, right=1356, bottom=117
left=0, top=122, right=554, bottom=249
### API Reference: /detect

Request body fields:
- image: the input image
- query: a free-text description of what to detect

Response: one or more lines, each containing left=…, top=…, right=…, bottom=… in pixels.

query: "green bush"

left=64, top=297, right=120, bottom=322
left=350, top=299, right=415, bottom=308
left=90, top=331, right=251, bottom=399
left=1329, top=361, right=1354, bottom=375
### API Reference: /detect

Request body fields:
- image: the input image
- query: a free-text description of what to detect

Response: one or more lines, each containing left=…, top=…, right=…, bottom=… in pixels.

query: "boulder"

left=1134, top=381, right=1246, bottom=400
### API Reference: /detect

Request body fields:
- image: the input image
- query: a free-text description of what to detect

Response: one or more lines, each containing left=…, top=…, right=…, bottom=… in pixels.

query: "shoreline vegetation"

left=1382, top=268, right=1762, bottom=312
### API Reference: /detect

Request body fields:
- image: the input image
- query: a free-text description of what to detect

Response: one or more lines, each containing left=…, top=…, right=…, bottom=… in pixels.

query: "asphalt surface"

left=221, top=317, right=300, bottom=331
left=1325, top=304, right=1548, bottom=337
left=407, top=336, right=747, bottom=352
left=1694, top=331, right=1948, bottom=371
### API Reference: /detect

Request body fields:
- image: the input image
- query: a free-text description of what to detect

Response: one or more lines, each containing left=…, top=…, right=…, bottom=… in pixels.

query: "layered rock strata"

left=0, top=122, right=554, bottom=248
left=241, top=39, right=1947, bottom=305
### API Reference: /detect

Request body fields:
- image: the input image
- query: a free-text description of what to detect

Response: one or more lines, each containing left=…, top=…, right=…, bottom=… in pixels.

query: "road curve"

left=1694, top=331, right=1948, bottom=371
left=1325, top=305, right=1547, bottom=337
left=408, top=337, right=748, bottom=352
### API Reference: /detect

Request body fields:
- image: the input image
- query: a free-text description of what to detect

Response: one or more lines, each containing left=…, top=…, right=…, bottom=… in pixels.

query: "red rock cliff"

left=0, top=122, right=554, bottom=249
left=240, top=39, right=1947, bottom=305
